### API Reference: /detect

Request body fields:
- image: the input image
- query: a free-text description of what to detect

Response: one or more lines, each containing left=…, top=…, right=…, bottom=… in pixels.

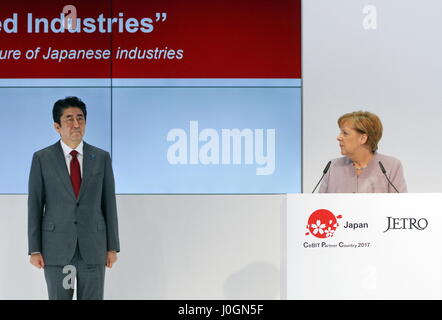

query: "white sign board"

left=286, top=194, right=442, bottom=299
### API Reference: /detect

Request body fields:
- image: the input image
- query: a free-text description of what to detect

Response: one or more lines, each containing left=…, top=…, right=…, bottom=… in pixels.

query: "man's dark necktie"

left=70, top=150, right=81, bottom=198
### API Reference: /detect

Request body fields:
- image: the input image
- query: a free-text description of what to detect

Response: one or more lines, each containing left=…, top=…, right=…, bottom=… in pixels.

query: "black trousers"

left=43, top=242, right=106, bottom=300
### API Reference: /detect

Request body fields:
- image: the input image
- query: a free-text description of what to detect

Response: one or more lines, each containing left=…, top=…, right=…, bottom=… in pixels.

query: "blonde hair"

left=338, top=111, right=383, bottom=153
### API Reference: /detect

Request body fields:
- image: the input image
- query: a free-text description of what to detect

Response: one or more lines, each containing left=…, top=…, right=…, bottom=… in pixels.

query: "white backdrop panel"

left=0, top=195, right=283, bottom=300
left=302, top=0, right=442, bottom=192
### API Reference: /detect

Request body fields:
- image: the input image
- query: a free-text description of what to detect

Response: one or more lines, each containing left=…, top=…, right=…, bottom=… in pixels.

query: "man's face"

left=54, top=107, right=86, bottom=146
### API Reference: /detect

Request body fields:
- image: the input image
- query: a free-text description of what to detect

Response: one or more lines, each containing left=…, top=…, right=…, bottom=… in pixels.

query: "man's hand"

left=106, top=251, right=118, bottom=268
left=30, top=253, right=45, bottom=269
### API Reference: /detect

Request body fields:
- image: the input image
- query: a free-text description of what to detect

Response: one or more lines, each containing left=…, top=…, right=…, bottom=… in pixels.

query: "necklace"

left=353, top=163, right=367, bottom=170
left=352, top=154, right=374, bottom=171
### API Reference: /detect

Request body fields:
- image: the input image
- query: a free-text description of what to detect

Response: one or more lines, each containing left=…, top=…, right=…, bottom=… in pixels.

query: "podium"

left=286, top=193, right=442, bottom=299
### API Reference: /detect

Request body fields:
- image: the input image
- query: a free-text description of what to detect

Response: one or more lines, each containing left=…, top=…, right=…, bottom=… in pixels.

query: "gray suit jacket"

left=28, top=141, right=120, bottom=265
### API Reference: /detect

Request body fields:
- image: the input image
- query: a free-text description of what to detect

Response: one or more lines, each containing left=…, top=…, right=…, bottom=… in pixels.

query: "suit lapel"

left=52, top=141, right=76, bottom=200
left=78, top=141, right=96, bottom=201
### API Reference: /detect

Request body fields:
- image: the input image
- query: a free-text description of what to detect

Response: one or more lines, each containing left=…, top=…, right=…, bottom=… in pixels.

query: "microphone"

left=378, top=161, right=399, bottom=193
left=312, top=161, right=332, bottom=193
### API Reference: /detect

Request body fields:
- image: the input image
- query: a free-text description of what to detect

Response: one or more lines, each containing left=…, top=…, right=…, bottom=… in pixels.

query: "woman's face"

left=336, top=122, right=367, bottom=157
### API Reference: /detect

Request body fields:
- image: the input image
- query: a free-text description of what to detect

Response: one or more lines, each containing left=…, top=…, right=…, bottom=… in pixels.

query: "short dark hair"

left=53, top=96, right=87, bottom=125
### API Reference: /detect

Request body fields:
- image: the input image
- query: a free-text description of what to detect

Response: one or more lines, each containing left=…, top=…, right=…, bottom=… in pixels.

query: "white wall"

left=0, top=195, right=283, bottom=299
left=302, top=0, right=442, bottom=192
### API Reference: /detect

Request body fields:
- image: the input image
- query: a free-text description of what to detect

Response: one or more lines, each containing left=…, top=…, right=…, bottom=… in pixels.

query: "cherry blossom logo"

left=305, top=209, right=343, bottom=239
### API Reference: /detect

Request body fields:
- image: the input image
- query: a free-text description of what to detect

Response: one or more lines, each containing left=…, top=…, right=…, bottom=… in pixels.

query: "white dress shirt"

left=60, top=139, right=83, bottom=177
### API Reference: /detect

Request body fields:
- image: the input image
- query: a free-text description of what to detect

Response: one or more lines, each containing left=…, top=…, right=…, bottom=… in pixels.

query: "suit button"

left=76, top=203, right=79, bottom=207
left=74, top=221, right=78, bottom=224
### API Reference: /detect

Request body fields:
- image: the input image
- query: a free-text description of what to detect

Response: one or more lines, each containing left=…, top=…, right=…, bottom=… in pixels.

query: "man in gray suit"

left=28, top=96, right=120, bottom=300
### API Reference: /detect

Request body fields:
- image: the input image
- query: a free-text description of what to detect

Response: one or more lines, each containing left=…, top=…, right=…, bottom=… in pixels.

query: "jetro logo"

left=305, top=209, right=343, bottom=239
